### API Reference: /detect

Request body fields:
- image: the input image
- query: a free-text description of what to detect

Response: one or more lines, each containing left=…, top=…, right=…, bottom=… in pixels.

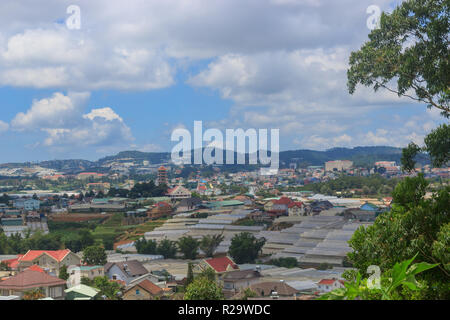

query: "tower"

left=157, top=166, right=168, bottom=185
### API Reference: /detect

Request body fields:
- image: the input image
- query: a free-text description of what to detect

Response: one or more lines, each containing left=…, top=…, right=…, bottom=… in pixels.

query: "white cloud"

left=11, top=92, right=133, bottom=150
left=0, top=120, right=8, bottom=133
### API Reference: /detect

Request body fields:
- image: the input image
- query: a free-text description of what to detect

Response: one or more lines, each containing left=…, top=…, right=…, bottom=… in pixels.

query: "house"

left=195, top=256, right=239, bottom=279
left=148, top=202, right=173, bottom=219
left=288, top=202, right=304, bottom=216
left=15, top=249, right=81, bottom=276
left=104, top=260, right=149, bottom=285
left=317, top=278, right=345, bottom=293
left=247, top=281, right=299, bottom=298
left=266, top=197, right=293, bottom=215
left=64, top=284, right=100, bottom=300
left=360, top=202, right=379, bottom=212
left=167, top=185, right=192, bottom=200
left=67, top=265, right=105, bottom=288
left=122, top=279, right=163, bottom=300
left=0, top=269, right=66, bottom=300
left=222, top=269, right=262, bottom=298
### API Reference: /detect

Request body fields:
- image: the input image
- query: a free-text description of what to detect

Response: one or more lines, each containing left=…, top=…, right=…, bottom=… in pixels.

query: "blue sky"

left=0, top=0, right=445, bottom=163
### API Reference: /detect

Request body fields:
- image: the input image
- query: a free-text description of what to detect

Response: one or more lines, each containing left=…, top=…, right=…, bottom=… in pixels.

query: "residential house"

left=104, top=260, right=149, bottom=285
left=167, top=185, right=192, bottom=200
left=176, top=198, right=202, bottom=212
left=13, top=198, right=40, bottom=211
left=122, top=279, right=163, bottom=300
left=0, top=269, right=66, bottom=300
left=65, top=284, right=100, bottom=300
left=288, top=202, right=304, bottom=216
left=67, top=265, right=104, bottom=288
left=195, top=256, right=239, bottom=279
left=148, top=202, right=173, bottom=219
left=247, top=281, right=299, bottom=298
left=266, top=197, right=293, bottom=215
left=222, top=269, right=262, bottom=298
left=317, top=278, right=345, bottom=293
left=16, top=249, right=81, bottom=276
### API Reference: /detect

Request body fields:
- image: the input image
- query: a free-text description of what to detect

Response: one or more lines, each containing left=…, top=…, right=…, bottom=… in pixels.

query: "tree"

left=23, top=288, right=45, bottom=300
left=59, top=264, right=69, bottom=281
left=177, top=236, right=200, bottom=260
left=199, top=234, right=224, bottom=258
left=157, top=239, right=178, bottom=259
left=135, top=238, right=157, bottom=254
left=184, top=276, right=224, bottom=300
left=228, top=232, right=266, bottom=264
left=347, top=175, right=450, bottom=299
left=82, top=245, right=107, bottom=266
left=79, top=229, right=95, bottom=250
left=320, top=254, right=438, bottom=300
left=347, top=0, right=450, bottom=116
left=93, top=276, right=122, bottom=300
left=401, top=124, right=450, bottom=171
left=186, top=262, right=194, bottom=287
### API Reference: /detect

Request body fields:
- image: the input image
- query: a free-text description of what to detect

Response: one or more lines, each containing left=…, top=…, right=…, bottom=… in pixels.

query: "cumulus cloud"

left=11, top=92, right=133, bottom=150
left=0, top=120, right=8, bottom=133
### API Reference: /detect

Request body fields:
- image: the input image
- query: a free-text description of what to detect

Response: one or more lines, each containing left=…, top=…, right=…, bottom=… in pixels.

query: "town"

left=1, top=153, right=448, bottom=300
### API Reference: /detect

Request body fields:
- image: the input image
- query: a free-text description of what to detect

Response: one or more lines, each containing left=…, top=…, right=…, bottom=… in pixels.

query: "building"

left=104, top=260, right=149, bottom=285
left=0, top=269, right=66, bottom=300
left=64, top=284, right=100, bottom=300
left=13, top=198, right=40, bottom=211
left=167, top=185, right=191, bottom=200
left=325, top=160, right=353, bottom=172
left=195, top=256, right=239, bottom=279
left=247, top=281, right=299, bottom=298
left=122, top=279, right=163, bottom=300
left=14, top=249, right=81, bottom=276
left=288, top=202, right=305, bottom=216
left=317, top=278, right=345, bottom=293
left=148, top=201, right=173, bottom=219
left=67, top=265, right=105, bottom=288
left=222, top=269, right=262, bottom=298
left=157, top=166, right=168, bottom=186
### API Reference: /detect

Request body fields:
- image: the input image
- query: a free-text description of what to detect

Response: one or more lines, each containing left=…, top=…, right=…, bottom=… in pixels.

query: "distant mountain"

left=0, top=146, right=431, bottom=172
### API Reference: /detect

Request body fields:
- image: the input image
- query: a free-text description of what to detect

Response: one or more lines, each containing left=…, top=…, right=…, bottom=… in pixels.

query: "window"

left=136, top=289, right=140, bottom=295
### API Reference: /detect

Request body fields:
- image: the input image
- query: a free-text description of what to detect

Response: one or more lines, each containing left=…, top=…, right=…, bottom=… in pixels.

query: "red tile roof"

left=272, top=197, right=293, bottom=205
left=19, top=249, right=71, bottom=262
left=1, top=254, right=24, bottom=269
left=204, top=256, right=239, bottom=273
left=130, top=279, right=163, bottom=295
left=318, top=279, right=345, bottom=286
left=0, top=269, right=66, bottom=290
left=288, top=201, right=303, bottom=208
left=26, top=265, right=46, bottom=273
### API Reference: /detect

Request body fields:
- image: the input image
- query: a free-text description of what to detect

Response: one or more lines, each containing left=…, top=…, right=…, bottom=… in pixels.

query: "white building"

left=317, top=278, right=345, bottom=293
left=13, top=198, right=40, bottom=211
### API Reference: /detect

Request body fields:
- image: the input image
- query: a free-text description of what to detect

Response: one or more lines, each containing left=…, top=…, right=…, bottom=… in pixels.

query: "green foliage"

left=59, top=264, right=69, bottom=281
left=347, top=0, right=450, bottom=116
left=93, top=276, right=122, bottom=300
left=184, top=276, right=224, bottom=300
left=199, top=234, right=224, bottom=258
left=228, top=232, right=266, bottom=264
left=135, top=238, right=157, bottom=254
left=23, top=288, right=45, bottom=300
left=199, top=267, right=216, bottom=282
left=319, top=254, right=438, bottom=300
left=0, top=261, right=11, bottom=271
left=269, top=257, right=298, bottom=268
left=240, top=288, right=258, bottom=300
left=186, top=262, right=194, bottom=287
left=177, top=236, right=200, bottom=260
left=402, top=124, right=450, bottom=171
left=108, top=180, right=167, bottom=199
left=157, top=238, right=178, bottom=258
left=317, top=263, right=333, bottom=270
left=347, top=174, right=450, bottom=299
left=82, top=245, right=107, bottom=266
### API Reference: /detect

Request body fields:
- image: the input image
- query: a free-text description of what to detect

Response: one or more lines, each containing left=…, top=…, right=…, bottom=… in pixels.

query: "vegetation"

left=82, top=245, right=107, bottom=266
left=320, top=254, right=438, bottom=300
left=199, top=234, right=224, bottom=258
left=268, top=257, right=298, bottom=269
left=228, top=232, right=266, bottom=264
left=59, top=265, right=69, bottom=281
left=184, top=275, right=224, bottom=300
left=22, top=288, right=45, bottom=300
left=156, top=239, right=178, bottom=258
left=177, top=236, right=200, bottom=260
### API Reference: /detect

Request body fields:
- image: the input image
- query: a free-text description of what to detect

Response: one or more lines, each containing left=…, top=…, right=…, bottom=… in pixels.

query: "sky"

left=0, top=0, right=445, bottom=163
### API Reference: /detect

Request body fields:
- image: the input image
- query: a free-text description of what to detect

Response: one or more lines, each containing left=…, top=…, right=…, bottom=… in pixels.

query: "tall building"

left=157, top=166, right=168, bottom=185
left=325, top=160, right=353, bottom=172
